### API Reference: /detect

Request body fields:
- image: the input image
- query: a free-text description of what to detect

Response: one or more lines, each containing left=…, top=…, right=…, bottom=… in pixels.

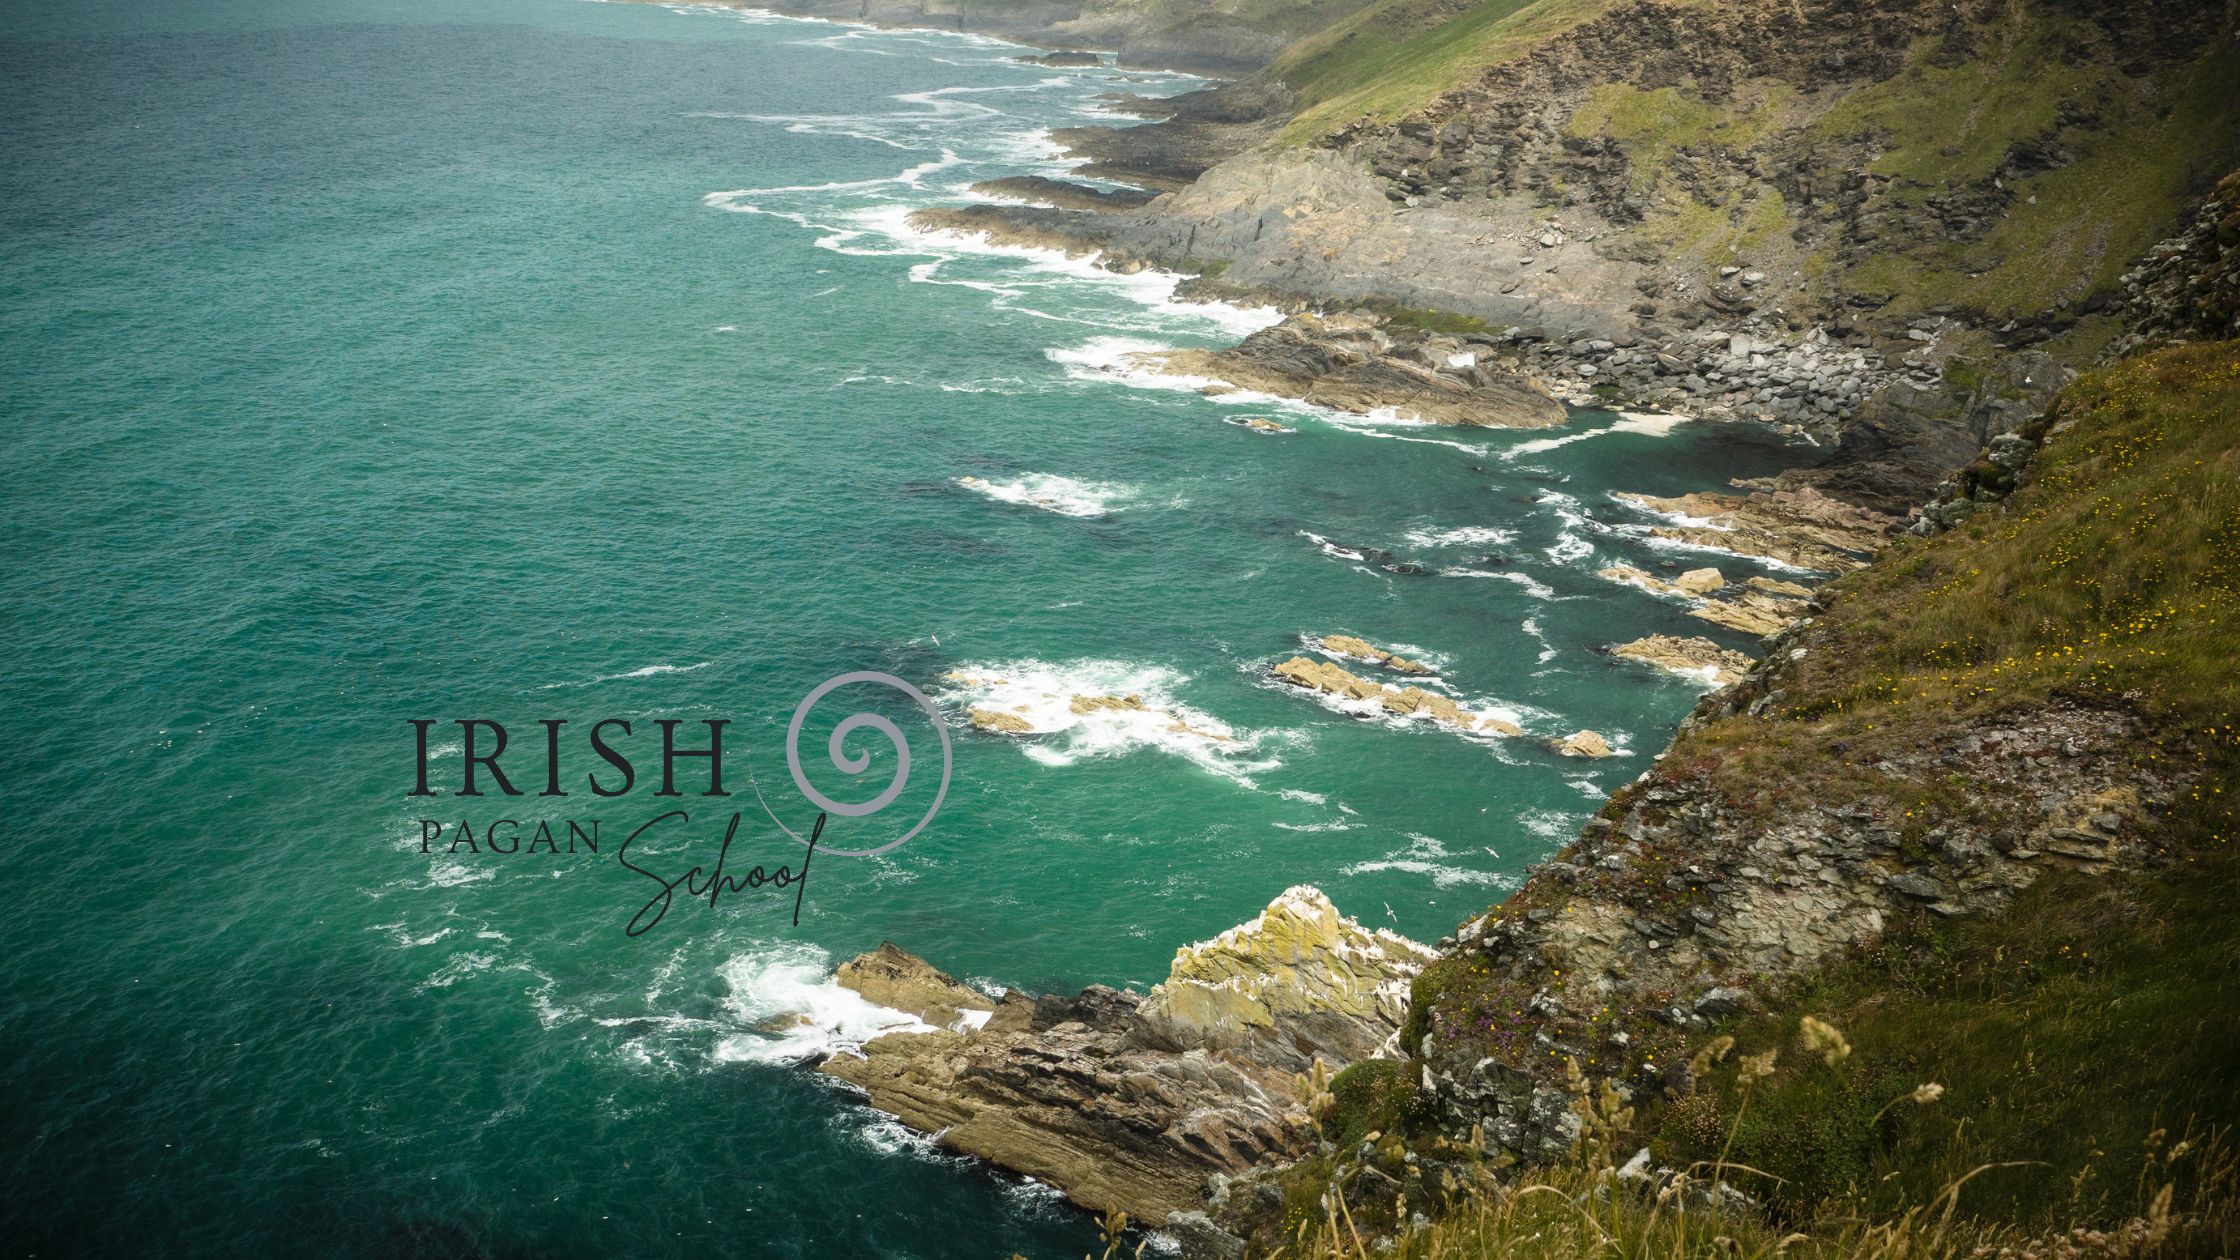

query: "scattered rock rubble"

left=2106, top=167, right=2239, bottom=356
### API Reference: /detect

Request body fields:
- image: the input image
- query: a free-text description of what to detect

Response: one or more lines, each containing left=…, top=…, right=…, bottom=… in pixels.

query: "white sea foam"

left=425, top=860, right=494, bottom=888
left=954, top=472, right=1135, bottom=518
left=1545, top=531, right=1595, bottom=565
left=1276, top=788, right=1327, bottom=805
left=1438, top=569, right=1560, bottom=600
left=1499, top=411, right=1689, bottom=460
left=415, top=951, right=502, bottom=994
left=1521, top=615, right=1559, bottom=665
left=535, top=661, right=713, bottom=690
left=1402, top=525, right=1516, bottom=549
left=710, top=942, right=935, bottom=1064
left=1341, top=834, right=1515, bottom=889
left=936, top=659, right=1276, bottom=785
left=1517, top=808, right=1581, bottom=840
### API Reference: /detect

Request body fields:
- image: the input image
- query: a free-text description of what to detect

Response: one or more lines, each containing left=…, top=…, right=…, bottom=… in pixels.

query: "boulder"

left=1070, top=693, right=1148, bottom=714
left=1166, top=1211, right=1249, bottom=1260
left=1615, top=487, right=1898, bottom=569
left=1320, top=634, right=1434, bottom=674
left=1558, top=731, right=1615, bottom=757
left=1673, top=567, right=1728, bottom=594
left=1747, top=576, right=1815, bottom=598
left=1598, top=565, right=1677, bottom=594
left=1689, top=589, right=1811, bottom=637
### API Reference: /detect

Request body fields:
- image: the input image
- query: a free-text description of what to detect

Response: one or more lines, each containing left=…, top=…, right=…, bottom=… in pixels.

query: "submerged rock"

left=968, top=708, right=1034, bottom=733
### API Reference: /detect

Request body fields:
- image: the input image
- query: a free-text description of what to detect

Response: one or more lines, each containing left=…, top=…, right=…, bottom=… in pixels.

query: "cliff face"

left=1380, top=339, right=2240, bottom=1221
left=912, top=0, right=2234, bottom=515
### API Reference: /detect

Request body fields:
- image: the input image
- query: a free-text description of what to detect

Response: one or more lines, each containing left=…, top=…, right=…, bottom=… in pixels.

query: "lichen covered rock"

left=1133, top=885, right=1436, bottom=1071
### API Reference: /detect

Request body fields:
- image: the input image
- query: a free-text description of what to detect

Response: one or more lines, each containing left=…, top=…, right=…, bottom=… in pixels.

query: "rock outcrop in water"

left=1612, top=486, right=1899, bottom=570
left=1123, top=313, right=1569, bottom=427
left=816, top=887, right=1433, bottom=1221
left=1270, top=656, right=1523, bottom=735
left=1313, top=634, right=1433, bottom=675
left=1609, top=635, right=1755, bottom=687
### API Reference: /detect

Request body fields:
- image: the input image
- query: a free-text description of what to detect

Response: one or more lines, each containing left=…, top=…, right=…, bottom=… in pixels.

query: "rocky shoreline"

left=738, top=3, right=2233, bottom=1245
left=812, top=887, right=1432, bottom=1229
left=908, top=184, right=2074, bottom=508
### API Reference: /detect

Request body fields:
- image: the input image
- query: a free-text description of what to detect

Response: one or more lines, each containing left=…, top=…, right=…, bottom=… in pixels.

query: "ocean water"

left=0, top=1, right=1815, bottom=1255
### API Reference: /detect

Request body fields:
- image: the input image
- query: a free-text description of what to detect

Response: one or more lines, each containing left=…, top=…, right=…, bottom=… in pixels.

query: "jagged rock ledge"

left=815, top=887, right=1433, bottom=1224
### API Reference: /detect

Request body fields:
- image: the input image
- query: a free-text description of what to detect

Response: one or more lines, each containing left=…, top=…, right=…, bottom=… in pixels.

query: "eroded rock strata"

left=816, top=887, right=1432, bottom=1221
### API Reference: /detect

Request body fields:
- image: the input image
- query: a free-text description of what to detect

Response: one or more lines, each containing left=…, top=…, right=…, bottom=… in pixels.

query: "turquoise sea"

left=0, top=1, right=1813, bottom=1254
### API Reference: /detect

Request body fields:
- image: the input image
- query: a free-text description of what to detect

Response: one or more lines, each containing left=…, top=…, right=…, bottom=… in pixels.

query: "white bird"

left=1484, top=846, right=1501, bottom=858
left=932, top=634, right=941, bottom=646
left=1383, top=902, right=1397, bottom=923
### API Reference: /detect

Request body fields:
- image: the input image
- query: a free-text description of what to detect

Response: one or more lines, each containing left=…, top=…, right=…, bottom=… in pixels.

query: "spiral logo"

left=764, top=671, right=951, bottom=857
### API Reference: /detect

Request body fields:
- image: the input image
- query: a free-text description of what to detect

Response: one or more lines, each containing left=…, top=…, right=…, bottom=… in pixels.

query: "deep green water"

left=0, top=2, right=1815, bottom=1254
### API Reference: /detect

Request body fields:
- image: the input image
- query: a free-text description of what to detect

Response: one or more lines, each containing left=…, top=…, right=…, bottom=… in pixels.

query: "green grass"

left=1272, top=0, right=1626, bottom=142
left=1637, top=343, right=2240, bottom=1227
left=1805, top=21, right=2240, bottom=317
left=1657, top=847, right=2240, bottom=1227
left=1389, top=344, right=2240, bottom=1247
left=1750, top=344, right=2240, bottom=741
left=1083, top=0, right=1386, bottom=40
left=1374, top=302, right=1496, bottom=334
left=1261, top=0, right=2236, bottom=328
left=1566, top=83, right=1797, bottom=189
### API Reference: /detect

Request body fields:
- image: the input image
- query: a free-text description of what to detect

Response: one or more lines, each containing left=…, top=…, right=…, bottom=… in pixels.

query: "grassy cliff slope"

left=1201, top=341, right=2239, bottom=1260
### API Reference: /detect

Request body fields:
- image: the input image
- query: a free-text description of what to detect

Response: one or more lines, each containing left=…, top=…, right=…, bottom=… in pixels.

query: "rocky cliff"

left=907, top=0, right=2234, bottom=509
